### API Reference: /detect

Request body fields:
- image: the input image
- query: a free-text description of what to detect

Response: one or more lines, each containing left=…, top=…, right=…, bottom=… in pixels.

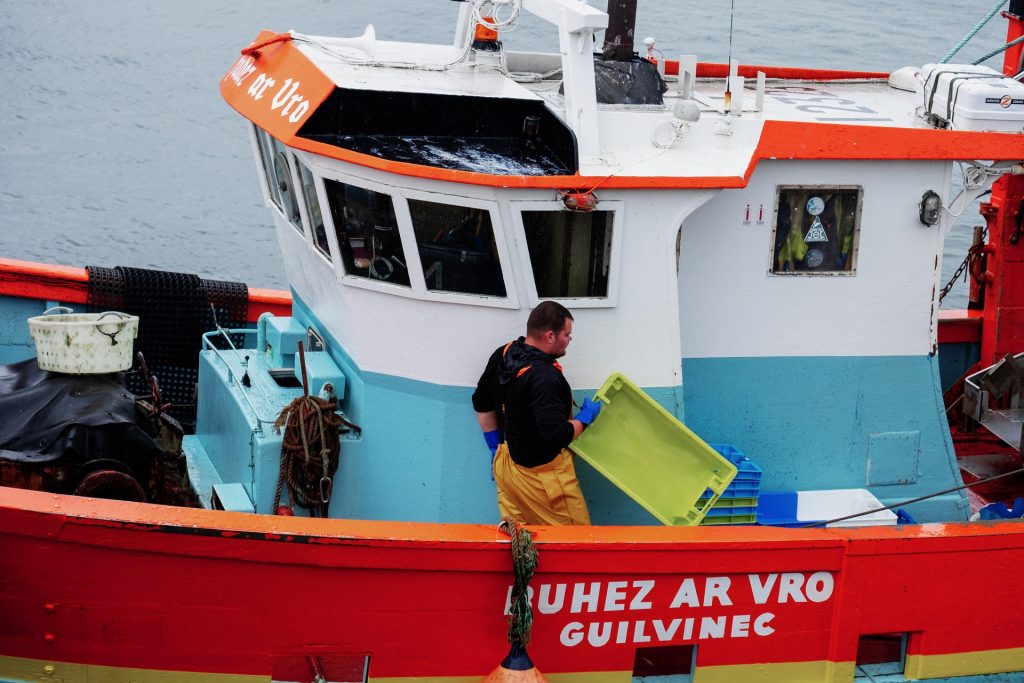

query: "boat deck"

left=280, top=38, right=1024, bottom=184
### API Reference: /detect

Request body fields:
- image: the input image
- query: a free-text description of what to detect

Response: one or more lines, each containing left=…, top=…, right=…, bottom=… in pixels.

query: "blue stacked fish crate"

left=698, top=444, right=763, bottom=525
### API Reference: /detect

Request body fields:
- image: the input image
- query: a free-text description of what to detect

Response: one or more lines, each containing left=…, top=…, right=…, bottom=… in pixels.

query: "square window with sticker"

left=770, top=186, right=862, bottom=275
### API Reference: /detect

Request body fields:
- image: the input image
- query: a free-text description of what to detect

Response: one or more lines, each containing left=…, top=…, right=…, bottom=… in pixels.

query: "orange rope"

left=241, top=32, right=293, bottom=56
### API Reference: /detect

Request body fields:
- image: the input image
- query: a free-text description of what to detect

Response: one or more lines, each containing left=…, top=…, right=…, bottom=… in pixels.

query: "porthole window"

left=771, top=186, right=862, bottom=274
left=297, top=161, right=329, bottom=256
left=522, top=210, right=613, bottom=298
left=408, top=199, right=506, bottom=297
left=324, top=179, right=410, bottom=287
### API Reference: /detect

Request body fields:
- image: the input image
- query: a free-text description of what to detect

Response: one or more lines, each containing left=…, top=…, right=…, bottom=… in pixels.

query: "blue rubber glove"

left=483, top=429, right=502, bottom=481
left=574, top=397, right=602, bottom=427
left=483, top=429, right=502, bottom=455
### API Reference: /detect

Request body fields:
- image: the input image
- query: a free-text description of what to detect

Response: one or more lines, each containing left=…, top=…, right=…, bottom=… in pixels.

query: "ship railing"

left=201, top=327, right=279, bottom=433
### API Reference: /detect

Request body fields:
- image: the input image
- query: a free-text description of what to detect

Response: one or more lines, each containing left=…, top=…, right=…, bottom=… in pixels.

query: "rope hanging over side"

left=500, top=517, right=539, bottom=648
left=273, top=395, right=344, bottom=515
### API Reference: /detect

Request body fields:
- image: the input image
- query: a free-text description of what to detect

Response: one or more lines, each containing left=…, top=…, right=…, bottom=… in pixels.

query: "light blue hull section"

left=271, top=293, right=967, bottom=524
left=682, top=354, right=969, bottom=523
left=0, top=293, right=969, bottom=525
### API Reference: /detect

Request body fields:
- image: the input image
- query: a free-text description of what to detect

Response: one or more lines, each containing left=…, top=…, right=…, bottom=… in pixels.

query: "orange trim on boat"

left=0, top=257, right=291, bottom=322
left=937, top=309, right=984, bottom=345
left=276, top=121, right=1024, bottom=191
left=0, top=257, right=89, bottom=282
left=3, top=485, right=1024, bottom=547
left=0, top=257, right=89, bottom=304
left=666, top=60, right=889, bottom=81
left=248, top=286, right=293, bottom=318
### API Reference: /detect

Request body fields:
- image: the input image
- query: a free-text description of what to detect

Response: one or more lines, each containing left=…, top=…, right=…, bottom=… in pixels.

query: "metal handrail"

left=201, top=328, right=278, bottom=428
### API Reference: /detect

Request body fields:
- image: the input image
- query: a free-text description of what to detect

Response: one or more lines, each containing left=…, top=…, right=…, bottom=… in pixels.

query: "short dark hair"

left=527, top=301, right=573, bottom=337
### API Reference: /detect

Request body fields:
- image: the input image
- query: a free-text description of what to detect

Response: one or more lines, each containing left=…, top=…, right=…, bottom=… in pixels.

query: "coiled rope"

left=473, top=0, right=523, bottom=33
left=941, top=0, right=1008, bottom=64
left=273, top=395, right=344, bottom=515
left=500, top=517, right=538, bottom=647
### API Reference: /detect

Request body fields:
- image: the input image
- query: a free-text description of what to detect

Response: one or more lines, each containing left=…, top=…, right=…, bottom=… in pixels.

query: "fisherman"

left=472, top=301, right=601, bottom=525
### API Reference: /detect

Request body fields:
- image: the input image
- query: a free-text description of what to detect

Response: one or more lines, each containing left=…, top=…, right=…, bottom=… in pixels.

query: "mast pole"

left=602, top=0, right=637, bottom=60
left=1003, top=0, right=1024, bottom=75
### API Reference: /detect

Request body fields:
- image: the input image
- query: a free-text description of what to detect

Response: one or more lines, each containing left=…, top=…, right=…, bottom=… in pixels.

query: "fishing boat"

left=3, top=0, right=1024, bottom=680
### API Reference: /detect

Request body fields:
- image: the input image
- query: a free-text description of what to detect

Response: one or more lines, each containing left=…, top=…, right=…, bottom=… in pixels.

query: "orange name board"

left=220, top=31, right=336, bottom=141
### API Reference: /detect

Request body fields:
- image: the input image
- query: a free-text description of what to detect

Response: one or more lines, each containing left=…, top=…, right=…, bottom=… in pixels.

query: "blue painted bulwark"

left=682, top=354, right=968, bottom=523
left=0, top=297, right=61, bottom=365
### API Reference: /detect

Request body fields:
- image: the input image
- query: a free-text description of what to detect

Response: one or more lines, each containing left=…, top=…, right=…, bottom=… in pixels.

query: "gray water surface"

left=0, top=1, right=1011, bottom=305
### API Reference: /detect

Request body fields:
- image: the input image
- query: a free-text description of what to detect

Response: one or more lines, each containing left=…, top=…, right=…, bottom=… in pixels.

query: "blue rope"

left=972, top=34, right=1024, bottom=66
left=940, top=0, right=1008, bottom=64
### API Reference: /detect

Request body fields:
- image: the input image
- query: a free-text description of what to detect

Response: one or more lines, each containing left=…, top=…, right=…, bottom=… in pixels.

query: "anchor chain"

left=938, top=227, right=988, bottom=304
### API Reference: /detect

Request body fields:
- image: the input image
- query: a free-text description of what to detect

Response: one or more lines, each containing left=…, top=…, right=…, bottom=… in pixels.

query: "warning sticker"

left=804, top=217, right=828, bottom=243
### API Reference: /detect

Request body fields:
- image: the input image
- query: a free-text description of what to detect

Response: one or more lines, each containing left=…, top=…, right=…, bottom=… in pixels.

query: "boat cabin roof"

left=221, top=11, right=1024, bottom=190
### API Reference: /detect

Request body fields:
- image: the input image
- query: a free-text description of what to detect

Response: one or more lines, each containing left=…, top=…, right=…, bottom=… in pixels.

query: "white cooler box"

left=757, top=488, right=897, bottom=528
left=922, top=63, right=1024, bottom=133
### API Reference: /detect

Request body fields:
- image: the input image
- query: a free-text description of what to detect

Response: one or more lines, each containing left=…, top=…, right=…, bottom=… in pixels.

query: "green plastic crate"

left=699, top=513, right=758, bottom=526
left=570, top=373, right=737, bottom=526
left=697, top=496, right=758, bottom=509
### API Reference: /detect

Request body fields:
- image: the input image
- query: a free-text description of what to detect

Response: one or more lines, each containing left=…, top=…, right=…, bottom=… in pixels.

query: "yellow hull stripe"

left=694, top=660, right=854, bottom=683
left=0, top=655, right=263, bottom=682
left=4, top=650, right=1024, bottom=683
left=905, top=647, right=1024, bottom=679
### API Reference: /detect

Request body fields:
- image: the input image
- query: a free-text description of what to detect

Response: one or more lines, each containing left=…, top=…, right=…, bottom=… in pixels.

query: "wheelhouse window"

left=254, top=127, right=303, bottom=234
left=254, top=126, right=281, bottom=210
left=771, top=186, right=861, bottom=274
left=324, top=179, right=410, bottom=287
left=522, top=210, right=613, bottom=298
left=408, top=199, right=506, bottom=297
left=297, top=161, right=329, bottom=257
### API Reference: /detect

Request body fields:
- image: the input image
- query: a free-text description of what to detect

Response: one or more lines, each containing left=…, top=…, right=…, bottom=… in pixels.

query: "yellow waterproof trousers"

left=493, top=443, right=591, bottom=526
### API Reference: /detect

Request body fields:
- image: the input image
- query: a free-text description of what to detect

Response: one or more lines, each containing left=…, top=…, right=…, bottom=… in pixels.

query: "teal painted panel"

left=212, top=294, right=967, bottom=524
left=867, top=431, right=920, bottom=486
left=681, top=355, right=968, bottom=523
left=0, top=296, right=54, bottom=364
left=287, top=292, right=687, bottom=524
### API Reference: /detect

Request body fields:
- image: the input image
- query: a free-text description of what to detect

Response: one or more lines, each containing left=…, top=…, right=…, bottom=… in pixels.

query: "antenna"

left=724, top=0, right=736, bottom=110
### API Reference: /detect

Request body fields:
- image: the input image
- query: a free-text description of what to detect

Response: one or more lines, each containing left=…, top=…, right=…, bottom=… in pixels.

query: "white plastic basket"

left=28, top=307, right=139, bottom=374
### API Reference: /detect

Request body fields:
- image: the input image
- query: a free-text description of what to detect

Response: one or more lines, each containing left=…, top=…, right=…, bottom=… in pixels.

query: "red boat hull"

left=2, top=488, right=1024, bottom=681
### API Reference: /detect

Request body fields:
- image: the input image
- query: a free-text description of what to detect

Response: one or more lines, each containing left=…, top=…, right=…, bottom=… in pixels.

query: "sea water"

left=0, top=0, right=1011, bottom=305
